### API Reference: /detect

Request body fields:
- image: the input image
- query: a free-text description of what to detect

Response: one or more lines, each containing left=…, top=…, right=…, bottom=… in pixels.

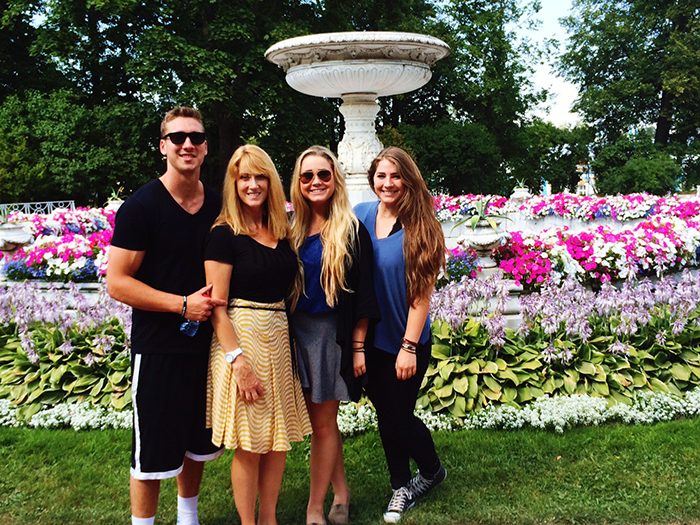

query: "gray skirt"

left=291, top=310, right=350, bottom=404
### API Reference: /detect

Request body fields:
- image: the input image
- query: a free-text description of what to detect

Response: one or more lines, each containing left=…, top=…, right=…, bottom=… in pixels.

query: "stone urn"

left=0, top=222, right=34, bottom=252
left=460, top=220, right=510, bottom=277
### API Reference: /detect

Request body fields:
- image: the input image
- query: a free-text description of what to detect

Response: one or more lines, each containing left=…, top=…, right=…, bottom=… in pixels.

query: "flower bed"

left=0, top=282, right=130, bottom=420
left=435, top=192, right=700, bottom=223
left=2, top=196, right=700, bottom=429
left=1, top=208, right=114, bottom=282
left=423, top=271, right=700, bottom=418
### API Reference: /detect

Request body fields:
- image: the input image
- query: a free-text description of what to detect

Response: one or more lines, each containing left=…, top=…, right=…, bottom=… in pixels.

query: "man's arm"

left=106, top=246, right=221, bottom=321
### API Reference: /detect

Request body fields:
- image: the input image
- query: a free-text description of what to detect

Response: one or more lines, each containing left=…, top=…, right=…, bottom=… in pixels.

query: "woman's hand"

left=353, top=351, right=366, bottom=378
left=232, top=357, right=265, bottom=402
left=395, top=348, right=417, bottom=381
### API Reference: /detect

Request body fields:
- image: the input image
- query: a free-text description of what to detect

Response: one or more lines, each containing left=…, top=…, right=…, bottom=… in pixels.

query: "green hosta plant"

left=0, top=319, right=131, bottom=421
left=420, top=273, right=700, bottom=418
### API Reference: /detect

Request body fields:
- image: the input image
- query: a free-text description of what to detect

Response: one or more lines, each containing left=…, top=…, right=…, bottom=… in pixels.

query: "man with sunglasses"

left=107, top=106, right=226, bottom=525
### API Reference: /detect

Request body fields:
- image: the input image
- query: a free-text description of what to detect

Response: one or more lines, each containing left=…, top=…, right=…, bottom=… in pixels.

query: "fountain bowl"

left=265, top=31, right=450, bottom=98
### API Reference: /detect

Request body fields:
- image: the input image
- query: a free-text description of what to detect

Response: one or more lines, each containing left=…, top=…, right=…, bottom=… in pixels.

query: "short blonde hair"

left=160, top=106, right=203, bottom=137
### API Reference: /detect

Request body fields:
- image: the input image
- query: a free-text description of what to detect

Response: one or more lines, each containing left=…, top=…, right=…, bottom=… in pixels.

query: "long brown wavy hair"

left=290, top=146, right=358, bottom=308
left=367, top=146, right=445, bottom=305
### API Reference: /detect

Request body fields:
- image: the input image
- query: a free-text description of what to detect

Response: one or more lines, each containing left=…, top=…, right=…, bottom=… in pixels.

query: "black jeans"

left=365, top=345, right=441, bottom=489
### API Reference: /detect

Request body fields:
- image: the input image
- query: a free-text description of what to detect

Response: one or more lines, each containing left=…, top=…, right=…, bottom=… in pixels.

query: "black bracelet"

left=353, top=348, right=365, bottom=353
left=181, top=295, right=187, bottom=318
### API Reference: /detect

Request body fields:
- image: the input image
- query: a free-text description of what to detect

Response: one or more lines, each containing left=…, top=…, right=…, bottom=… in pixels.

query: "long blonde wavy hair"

left=290, top=146, right=358, bottom=308
left=367, top=146, right=445, bottom=305
left=213, top=144, right=289, bottom=240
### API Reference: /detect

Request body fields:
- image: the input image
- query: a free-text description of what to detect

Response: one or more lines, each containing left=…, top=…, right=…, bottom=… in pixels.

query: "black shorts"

left=131, top=352, right=223, bottom=480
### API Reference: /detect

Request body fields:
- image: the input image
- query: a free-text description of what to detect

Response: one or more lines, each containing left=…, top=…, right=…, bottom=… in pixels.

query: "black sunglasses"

left=161, top=131, right=207, bottom=145
left=300, top=169, right=333, bottom=184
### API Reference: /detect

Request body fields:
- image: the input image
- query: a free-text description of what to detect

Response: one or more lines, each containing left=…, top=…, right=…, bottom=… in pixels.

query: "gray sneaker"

left=383, top=486, right=415, bottom=523
left=407, top=465, right=447, bottom=499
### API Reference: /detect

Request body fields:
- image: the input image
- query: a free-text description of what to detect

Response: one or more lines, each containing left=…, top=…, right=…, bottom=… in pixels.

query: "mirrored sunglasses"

left=300, top=169, right=333, bottom=184
left=161, top=131, right=207, bottom=145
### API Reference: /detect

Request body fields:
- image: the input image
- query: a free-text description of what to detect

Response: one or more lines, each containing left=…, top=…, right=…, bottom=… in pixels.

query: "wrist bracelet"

left=353, top=349, right=365, bottom=353
left=402, top=337, right=418, bottom=347
left=400, top=343, right=416, bottom=354
left=181, top=295, right=187, bottom=318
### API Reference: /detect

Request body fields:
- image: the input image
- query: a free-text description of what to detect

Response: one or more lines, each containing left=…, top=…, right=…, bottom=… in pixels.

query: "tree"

left=383, top=120, right=501, bottom=195
left=560, top=0, right=700, bottom=150
left=511, top=120, right=594, bottom=193
left=592, top=129, right=681, bottom=194
left=0, top=0, right=63, bottom=100
left=0, top=90, right=158, bottom=205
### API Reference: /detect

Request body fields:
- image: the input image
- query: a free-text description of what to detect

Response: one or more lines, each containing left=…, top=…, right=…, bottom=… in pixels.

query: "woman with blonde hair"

left=204, top=144, right=311, bottom=525
left=290, top=145, right=378, bottom=525
left=354, top=146, right=447, bottom=523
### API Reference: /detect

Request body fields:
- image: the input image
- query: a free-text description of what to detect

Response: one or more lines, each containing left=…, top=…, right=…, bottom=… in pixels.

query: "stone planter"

left=0, top=222, right=34, bottom=251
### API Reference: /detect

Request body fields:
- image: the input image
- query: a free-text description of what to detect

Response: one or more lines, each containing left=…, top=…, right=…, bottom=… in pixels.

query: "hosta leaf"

left=466, top=361, right=481, bottom=374
left=439, top=362, right=455, bottom=381
left=563, top=375, right=577, bottom=394
left=453, top=376, right=469, bottom=395
left=576, top=362, right=596, bottom=375
left=483, top=375, right=501, bottom=392
left=502, top=387, right=518, bottom=403
left=467, top=375, right=478, bottom=398
left=670, top=363, right=691, bottom=382
left=435, top=384, right=454, bottom=399
left=450, top=396, right=467, bottom=417
left=496, top=369, right=520, bottom=385
left=482, top=361, right=498, bottom=374
left=431, top=344, right=451, bottom=359
left=483, top=387, right=501, bottom=401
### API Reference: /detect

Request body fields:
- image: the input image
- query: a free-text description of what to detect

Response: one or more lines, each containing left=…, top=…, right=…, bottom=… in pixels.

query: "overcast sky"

left=526, top=0, right=581, bottom=127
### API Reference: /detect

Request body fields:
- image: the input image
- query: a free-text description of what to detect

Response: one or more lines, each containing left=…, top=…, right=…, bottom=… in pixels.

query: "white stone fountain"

left=265, top=31, right=450, bottom=204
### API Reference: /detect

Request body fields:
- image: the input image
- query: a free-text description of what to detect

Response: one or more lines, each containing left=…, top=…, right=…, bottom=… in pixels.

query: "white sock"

left=177, top=494, right=199, bottom=525
left=131, top=517, right=155, bottom=525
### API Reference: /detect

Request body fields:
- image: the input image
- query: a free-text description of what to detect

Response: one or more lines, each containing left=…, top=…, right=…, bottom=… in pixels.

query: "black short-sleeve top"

left=204, top=225, right=298, bottom=303
left=110, top=179, right=220, bottom=355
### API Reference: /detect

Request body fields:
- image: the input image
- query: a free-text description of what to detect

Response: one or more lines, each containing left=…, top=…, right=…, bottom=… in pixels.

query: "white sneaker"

left=383, top=486, right=415, bottom=523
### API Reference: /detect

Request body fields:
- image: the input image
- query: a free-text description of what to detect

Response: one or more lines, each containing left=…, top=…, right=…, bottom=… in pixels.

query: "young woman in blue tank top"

left=354, top=147, right=447, bottom=524
left=289, top=146, right=378, bottom=525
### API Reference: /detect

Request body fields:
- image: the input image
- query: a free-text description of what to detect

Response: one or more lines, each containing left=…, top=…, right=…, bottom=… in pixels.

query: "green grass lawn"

left=3, top=417, right=700, bottom=524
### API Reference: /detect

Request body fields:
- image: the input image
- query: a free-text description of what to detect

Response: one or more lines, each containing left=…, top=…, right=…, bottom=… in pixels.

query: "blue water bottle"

left=179, top=319, right=200, bottom=337
left=179, top=294, right=200, bottom=337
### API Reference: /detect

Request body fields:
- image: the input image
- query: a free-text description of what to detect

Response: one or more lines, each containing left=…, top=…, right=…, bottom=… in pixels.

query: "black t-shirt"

left=204, top=225, right=297, bottom=303
left=110, top=179, right=221, bottom=354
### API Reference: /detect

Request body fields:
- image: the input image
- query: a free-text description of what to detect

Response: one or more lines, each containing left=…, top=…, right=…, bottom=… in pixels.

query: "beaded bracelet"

left=181, top=295, right=187, bottom=318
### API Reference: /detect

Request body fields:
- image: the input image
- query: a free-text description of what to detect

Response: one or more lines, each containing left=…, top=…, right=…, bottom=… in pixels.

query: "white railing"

left=0, top=200, right=75, bottom=220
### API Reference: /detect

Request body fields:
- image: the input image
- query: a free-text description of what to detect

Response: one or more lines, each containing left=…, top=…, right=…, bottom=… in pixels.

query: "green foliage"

left=593, top=130, right=682, bottom=194
left=0, top=319, right=131, bottom=419
left=0, top=90, right=157, bottom=205
left=420, top=314, right=700, bottom=418
left=511, top=119, right=594, bottom=193
left=389, top=120, right=502, bottom=195
left=560, top=0, right=700, bottom=186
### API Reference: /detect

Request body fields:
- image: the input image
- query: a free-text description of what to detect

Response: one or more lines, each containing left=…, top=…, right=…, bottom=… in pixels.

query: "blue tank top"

left=297, top=233, right=333, bottom=314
